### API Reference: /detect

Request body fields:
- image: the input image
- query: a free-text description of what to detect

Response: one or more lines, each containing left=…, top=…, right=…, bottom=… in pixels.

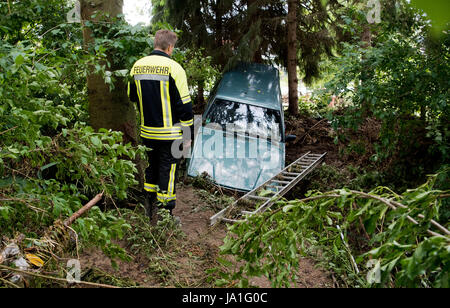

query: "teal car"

left=187, top=63, right=295, bottom=191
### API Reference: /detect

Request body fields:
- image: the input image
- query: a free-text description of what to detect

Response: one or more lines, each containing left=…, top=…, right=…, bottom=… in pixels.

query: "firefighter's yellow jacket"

left=128, top=50, right=193, bottom=140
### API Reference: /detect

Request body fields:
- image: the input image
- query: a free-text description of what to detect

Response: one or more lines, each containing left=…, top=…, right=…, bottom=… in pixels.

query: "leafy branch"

left=213, top=172, right=449, bottom=288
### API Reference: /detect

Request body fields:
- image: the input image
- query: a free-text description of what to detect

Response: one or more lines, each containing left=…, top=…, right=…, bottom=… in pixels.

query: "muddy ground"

left=80, top=184, right=333, bottom=288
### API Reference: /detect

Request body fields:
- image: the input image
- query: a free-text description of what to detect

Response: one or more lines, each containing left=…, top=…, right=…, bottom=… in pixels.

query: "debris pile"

left=0, top=193, right=103, bottom=287
left=0, top=239, right=45, bottom=287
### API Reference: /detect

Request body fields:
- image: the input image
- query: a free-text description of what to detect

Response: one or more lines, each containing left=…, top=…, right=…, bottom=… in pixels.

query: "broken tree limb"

left=0, top=264, right=119, bottom=288
left=0, top=126, right=17, bottom=136
left=348, top=190, right=450, bottom=239
left=64, top=192, right=104, bottom=227
left=297, top=118, right=327, bottom=144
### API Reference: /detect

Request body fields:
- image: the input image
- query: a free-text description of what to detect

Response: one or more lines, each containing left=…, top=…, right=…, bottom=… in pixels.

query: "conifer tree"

left=287, top=0, right=299, bottom=115
left=153, top=0, right=341, bottom=115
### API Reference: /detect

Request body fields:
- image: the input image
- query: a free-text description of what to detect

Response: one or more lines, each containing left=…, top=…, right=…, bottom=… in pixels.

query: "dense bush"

left=325, top=30, right=449, bottom=165
left=0, top=1, right=150, bottom=262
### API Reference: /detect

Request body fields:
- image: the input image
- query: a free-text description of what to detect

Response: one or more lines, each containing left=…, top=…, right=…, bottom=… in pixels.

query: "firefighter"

left=128, top=29, right=193, bottom=223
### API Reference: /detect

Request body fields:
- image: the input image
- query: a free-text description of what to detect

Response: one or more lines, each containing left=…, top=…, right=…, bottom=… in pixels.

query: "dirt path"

left=79, top=184, right=333, bottom=288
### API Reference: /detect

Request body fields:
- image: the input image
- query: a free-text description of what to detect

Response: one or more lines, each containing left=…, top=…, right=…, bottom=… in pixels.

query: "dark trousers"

left=142, top=139, right=179, bottom=211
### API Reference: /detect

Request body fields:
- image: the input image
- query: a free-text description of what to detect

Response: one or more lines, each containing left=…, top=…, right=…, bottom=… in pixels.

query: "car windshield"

left=205, top=99, right=282, bottom=141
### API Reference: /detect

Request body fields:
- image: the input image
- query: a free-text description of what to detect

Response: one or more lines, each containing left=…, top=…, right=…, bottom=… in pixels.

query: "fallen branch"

left=297, top=118, right=327, bottom=144
left=256, top=191, right=449, bottom=239
left=0, top=196, right=49, bottom=214
left=64, top=192, right=104, bottom=227
left=0, top=264, right=119, bottom=288
left=386, top=198, right=450, bottom=236
left=349, top=190, right=450, bottom=238
left=0, top=126, right=17, bottom=136
left=0, top=276, right=20, bottom=288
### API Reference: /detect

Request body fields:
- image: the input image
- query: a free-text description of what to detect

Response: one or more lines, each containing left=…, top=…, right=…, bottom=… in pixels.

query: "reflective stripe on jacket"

left=128, top=50, right=193, bottom=140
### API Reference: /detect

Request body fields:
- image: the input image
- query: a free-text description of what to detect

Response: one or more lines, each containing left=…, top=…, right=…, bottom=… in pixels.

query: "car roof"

left=214, top=63, right=282, bottom=111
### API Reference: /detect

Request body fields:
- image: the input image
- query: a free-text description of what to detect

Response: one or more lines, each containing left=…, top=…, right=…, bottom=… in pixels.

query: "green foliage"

left=119, top=206, right=183, bottom=257
left=111, top=206, right=184, bottom=285
left=347, top=168, right=384, bottom=192
left=308, top=164, right=350, bottom=191
left=1, top=0, right=449, bottom=289
left=75, top=206, right=132, bottom=266
left=326, top=29, right=449, bottom=163
left=0, top=0, right=70, bottom=44
left=182, top=48, right=220, bottom=95
left=0, top=3, right=149, bottom=263
left=434, top=165, right=450, bottom=225
left=78, top=13, right=153, bottom=92
left=213, top=172, right=449, bottom=288
left=308, top=164, right=388, bottom=201
left=307, top=2, right=448, bottom=192
left=297, top=95, right=331, bottom=119
left=410, top=0, right=450, bottom=35
left=152, top=0, right=338, bottom=82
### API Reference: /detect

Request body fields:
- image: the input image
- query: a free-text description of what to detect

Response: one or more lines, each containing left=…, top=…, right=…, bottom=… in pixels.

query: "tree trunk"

left=287, top=0, right=299, bottom=116
left=253, top=49, right=263, bottom=63
left=197, top=80, right=205, bottom=106
left=361, top=24, right=372, bottom=49
left=360, top=24, right=373, bottom=117
left=247, top=0, right=262, bottom=63
left=80, top=0, right=138, bottom=145
left=80, top=0, right=143, bottom=189
left=214, top=1, right=225, bottom=68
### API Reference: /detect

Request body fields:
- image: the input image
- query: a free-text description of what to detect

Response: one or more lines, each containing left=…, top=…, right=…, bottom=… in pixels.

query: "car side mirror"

left=285, top=134, right=297, bottom=142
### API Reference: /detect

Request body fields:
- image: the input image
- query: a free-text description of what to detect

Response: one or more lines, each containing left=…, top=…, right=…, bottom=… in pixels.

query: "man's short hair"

left=154, top=29, right=178, bottom=50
